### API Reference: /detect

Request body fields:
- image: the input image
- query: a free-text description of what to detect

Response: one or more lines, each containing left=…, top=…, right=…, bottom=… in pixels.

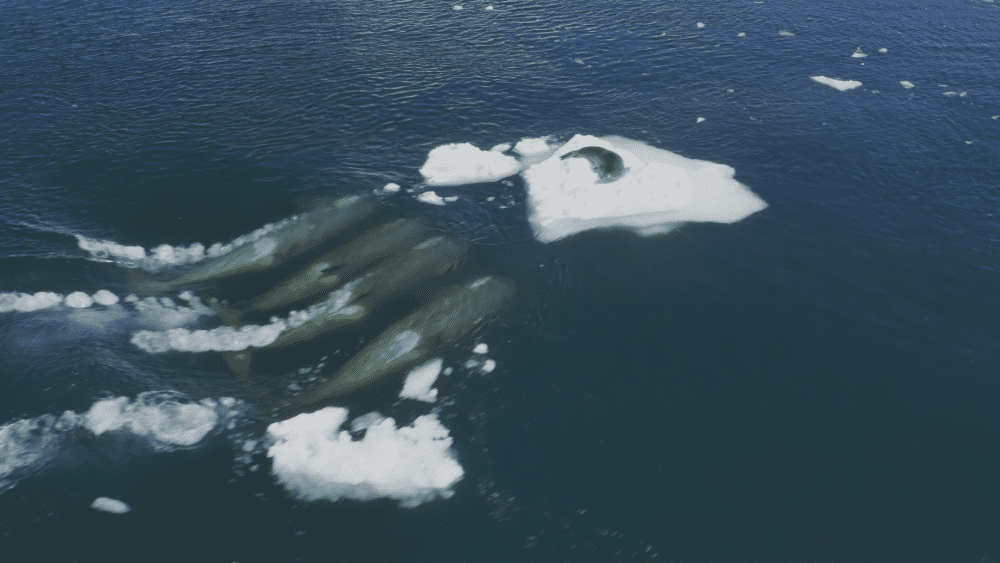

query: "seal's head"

left=560, top=146, right=626, bottom=183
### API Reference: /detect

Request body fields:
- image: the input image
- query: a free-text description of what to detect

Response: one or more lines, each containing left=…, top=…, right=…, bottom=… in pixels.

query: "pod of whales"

left=130, top=201, right=515, bottom=408
left=277, top=276, right=515, bottom=414
left=560, top=146, right=626, bottom=183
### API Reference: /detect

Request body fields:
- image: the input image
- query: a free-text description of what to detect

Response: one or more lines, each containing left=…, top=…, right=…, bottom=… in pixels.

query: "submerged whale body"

left=277, top=276, right=515, bottom=414
left=134, top=195, right=381, bottom=293
left=560, top=146, right=626, bottom=183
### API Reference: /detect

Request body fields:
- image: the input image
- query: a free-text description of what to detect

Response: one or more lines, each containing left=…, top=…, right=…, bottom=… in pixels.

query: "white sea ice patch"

left=91, top=497, right=131, bottom=514
left=779, top=30, right=795, bottom=36
left=382, top=183, right=401, bottom=193
left=75, top=214, right=299, bottom=272
left=811, top=76, right=862, bottom=91
left=400, top=359, right=444, bottom=403
left=879, top=48, right=888, bottom=53
left=521, top=134, right=766, bottom=243
left=900, top=81, right=915, bottom=89
left=419, top=143, right=521, bottom=186
left=513, top=137, right=552, bottom=156
left=697, top=117, right=706, bottom=123
left=696, top=22, right=705, bottom=28
left=481, top=359, right=497, bottom=373
left=851, top=47, right=867, bottom=58
left=266, top=407, right=463, bottom=507
left=417, top=191, right=447, bottom=206
left=473, top=343, right=488, bottom=354
left=737, top=32, right=746, bottom=37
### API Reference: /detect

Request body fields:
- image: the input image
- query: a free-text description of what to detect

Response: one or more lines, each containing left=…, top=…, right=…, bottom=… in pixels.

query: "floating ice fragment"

left=879, top=47, right=887, bottom=53
left=900, top=81, right=914, bottom=89
left=419, top=143, right=520, bottom=186
left=737, top=32, right=746, bottom=37
left=811, top=76, right=862, bottom=91
left=696, top=117, right=706, bottom=123
left=485, top=5, right=493, bottom=10
left=779, top=30, right=794, bottom=36
left=453, top=4, right=463, bottom=9
left=91, top=497, right=131, bottom=514
left=851, top=47, right=867, bottom=58
left=382, top=183, right=401, bottom=193
left=400, top=359, right=443, bottom=403
left=697, top=22, right=705, bottom=28
left=417, top=191, right=447, bottom=206
left=481, top=359, right=497, bottom=373
left=473, top=343, right=488, bottom=354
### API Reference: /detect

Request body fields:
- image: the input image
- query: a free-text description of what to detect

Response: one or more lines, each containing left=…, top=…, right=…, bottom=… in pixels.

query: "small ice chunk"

left=417, top=191, right=447, bottom=206
left=737, top=32, right=746, bottom=37
left=473, top=343, right=488, bottom=354
left=514, top=137, right=552, bottom=156
left=481, top=359, right=497, bottom=373
left=696, top=117, right=706, bottom=123
left=453, top=5, right=463, bottom=10
left=65, top=292, right=94, bottom=309
left=696, top=22, right=705, bottom=28
left=91, top=497, right=131, bottom=514
left=419, top=143, right=520, bottom=186
left=442, top=367, right=453, bottom=376
left=944, top=91, right=958, bottom=97
left=382, top=183, right=401, bottom=193
left=992, top=116, right=998, bottom=120
left=851, top=47, right=867, bottom=58
left=400, top=359, right=444, bottom=403
left=351, top=411, right=387, bottom=432
left=900, top=81, right=914, bottom=89
left=267, top=408, right=464, bottom=507
left=779, top=30, right=794, bottom=36
left=811, top=76, right=862, bottom=91
left=878, top=47, right=887, bottom=53
left=91, top=290, right=119, bottom=306
left=490, top=143, right=511, bottom=153
left=464, top=359, right=480, bottom=369
left=443, top=196, right=459, bottom=202
left=966, top=141, right=973, bottom=145
left=485, top=5, right=494, bottom=10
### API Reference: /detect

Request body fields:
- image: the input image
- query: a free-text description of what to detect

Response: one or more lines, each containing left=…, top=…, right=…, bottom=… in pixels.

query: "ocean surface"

left=1, top=0, right=999, bottom=561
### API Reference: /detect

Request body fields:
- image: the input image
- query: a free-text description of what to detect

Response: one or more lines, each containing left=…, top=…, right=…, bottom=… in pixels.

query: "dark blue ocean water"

left=1, top=0, right=999, bottom=561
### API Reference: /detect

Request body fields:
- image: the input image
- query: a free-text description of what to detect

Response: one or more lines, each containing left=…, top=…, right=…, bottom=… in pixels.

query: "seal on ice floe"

left=560, top=146, right=626, bottom=183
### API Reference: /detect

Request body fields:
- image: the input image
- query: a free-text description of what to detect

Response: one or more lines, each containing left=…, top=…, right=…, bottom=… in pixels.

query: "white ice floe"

left=697, top=22, right=705, bottom=28
left=417, top=191, right=447, bottom=206
left=473, top=343, right=488, bottom=354
left=697, top=117, right=706, bottom=123
left=0, top=393, right=244, bottom=494
left=779, top=30, right=795, bottom=36
left=513, top=137, right=552, bottom=156
left=851, top=47, right=867, bottom=58
left=75, top=214, right=299, bottom=271
left=382, top=182, right=401, bottom=193
left=900, top=81, right=915, bottom=89
left=811, top=76, right=863, bottom=91
left=879, top=48, right=888, bottom=53
left=399, top=358, right=444, bottom=403
left=91, top=497, right=131, bottom=514
left=266, top=407, right=463, bottom=507
left=418, top=143, right=521, bottom=186
left=737, top=32, right=746, bottom=37
left=481, top=359, right=497, bottom=373
left=520, top=134, right=767, bottom=243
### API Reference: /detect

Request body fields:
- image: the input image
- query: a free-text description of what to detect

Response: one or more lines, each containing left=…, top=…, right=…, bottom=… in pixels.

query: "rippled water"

left=1, top=0, right=999, bottom=561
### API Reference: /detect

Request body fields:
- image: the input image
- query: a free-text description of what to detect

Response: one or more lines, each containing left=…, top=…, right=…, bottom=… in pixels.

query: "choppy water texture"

left=2, top=0, right=999, bottom=561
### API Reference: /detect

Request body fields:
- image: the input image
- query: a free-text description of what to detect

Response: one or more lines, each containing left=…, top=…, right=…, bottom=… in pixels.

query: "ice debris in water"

left=399, top=358, right=444, bottom=403
left=811, top=76, right=862, bottom=91
left=266, top=407, right=463, bottom=507
left=419, top=143, right=521, bottom=186
left=417, top=191, right=447, bottom=206
left=852, top=47, right=867, bottom=58
left=91, top=497, right=131, bottom=514
left=901, top=81, right=915, bottom=89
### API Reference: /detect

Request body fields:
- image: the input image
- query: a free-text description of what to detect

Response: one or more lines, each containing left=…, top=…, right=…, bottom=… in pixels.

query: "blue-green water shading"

left=1, top=0, right=999, bottom=561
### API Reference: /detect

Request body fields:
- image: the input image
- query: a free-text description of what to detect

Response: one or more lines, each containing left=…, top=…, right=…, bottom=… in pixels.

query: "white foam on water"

left=130, top=320, right=287, bottom=353
left=0, top=393, right=244, bottom=493
left=65, top=291, right=94, bottom=308
left=91, top=497, right=131, bottom=514
left=75, top=214, right=299, bottom=271
left=901, top=81, right=915, bottom=89
left=399, top=359, right=444, bottom=403
left=811, top=76, right=863, bottom=91
left=520, top=134, right=767, bottom=243
left=92, top=290, right=120, bottom=306
left=851, top=47, right=867, bottom=58
left=417, top=191, right=447, bottom=206
left=419, top=143, right=521, bottom=186
left=266, top=407, right=463, bottom=507
left=0, top=291, right=64, bottom=313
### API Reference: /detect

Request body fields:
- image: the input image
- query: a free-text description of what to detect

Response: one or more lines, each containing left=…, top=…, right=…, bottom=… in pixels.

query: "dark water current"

left=1, top=0, right=999, bottom=561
